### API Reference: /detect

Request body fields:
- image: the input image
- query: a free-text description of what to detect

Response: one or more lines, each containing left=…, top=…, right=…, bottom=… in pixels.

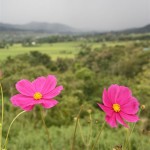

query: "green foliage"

left=76, top=67, right=94, bottom=80
left=76, top=44, right=150, bottom=78
left=53, top=58, right=74, bottom=72
left=0, top=37, right=150, bottom=149
left=2, top=107, right=150, bottom=150
left=27, top=51, right=53, bottom=68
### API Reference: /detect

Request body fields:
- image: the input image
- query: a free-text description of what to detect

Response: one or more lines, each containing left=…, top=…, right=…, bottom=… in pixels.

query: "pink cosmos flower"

left=11, top=75, right=63, bottom=111
left=98, top=84, right=139, bottom=128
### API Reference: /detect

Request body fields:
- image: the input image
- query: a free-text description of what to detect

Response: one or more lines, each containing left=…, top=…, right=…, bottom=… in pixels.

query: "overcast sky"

left=0, top=0, right=150, bottom=31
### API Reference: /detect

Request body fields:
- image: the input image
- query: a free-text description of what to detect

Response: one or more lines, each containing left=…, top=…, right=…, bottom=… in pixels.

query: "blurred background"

left=0, top=0, right=150, bottom=149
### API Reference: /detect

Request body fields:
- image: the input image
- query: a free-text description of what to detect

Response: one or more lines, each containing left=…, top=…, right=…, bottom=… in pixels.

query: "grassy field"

left=0, top=41, right=132, bottom=61
left=0, top=42, right=81, bottom=61
left=0, top=38, right=149, bottom=150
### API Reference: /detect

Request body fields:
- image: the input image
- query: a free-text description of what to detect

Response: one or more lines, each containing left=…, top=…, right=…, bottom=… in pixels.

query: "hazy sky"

left=0, top=0, right=150, bottom=30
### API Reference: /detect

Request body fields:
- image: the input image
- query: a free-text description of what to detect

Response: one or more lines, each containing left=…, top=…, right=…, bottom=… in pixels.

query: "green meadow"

left=0, top=41, right=132, bottom=61
left=0, top=42, right=80, bottom=61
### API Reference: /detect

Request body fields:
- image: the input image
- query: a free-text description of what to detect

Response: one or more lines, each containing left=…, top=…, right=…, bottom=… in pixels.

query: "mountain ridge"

left=0, top=22, right=79, bottom=34
left=0, top=22, right=150, bottom=34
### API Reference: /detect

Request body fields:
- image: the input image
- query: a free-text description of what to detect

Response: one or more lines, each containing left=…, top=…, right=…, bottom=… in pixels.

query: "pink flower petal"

left=43, top=86, right=63, bottom=99
left=116, top=113, right=128, bottom=128
left=121, top=97, right=139, bottom=114
left=99, top=84, right=140, bottom=127
left=11, top=94, right=35, bottom=107
left=11, top=75, right=63, bottom=111
left=41, top=75, right=57, bottom=94
left=30, top=99, right=58, bottom=108
left=16, top=80, right=35, bottom=96
left=32, top=76, right=46, bottom=92
left=116, top=86, right=132, bottom=105
left=120, top=112, right=139, bottom=122
left=22, top=105, right=34, bottom=111
left=41, top=99, right=58, bottom=108
left=97, top=103, right=113, bottom=116
left=102, top=88, right=112, bottom=107
left=105, top=113, right=117, bottom=127
left=108, top=84, right=120, bottom=104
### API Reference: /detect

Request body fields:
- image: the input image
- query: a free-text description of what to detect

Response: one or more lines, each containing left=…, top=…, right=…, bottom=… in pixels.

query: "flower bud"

left=87, top=109, right=92, bottom=114
left=141, top=105, right=145, bottom=110
left=74, top=117, right=77, bottom=121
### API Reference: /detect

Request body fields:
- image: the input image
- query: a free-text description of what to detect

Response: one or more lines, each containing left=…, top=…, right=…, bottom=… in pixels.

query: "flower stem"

left=78, top=119, right=86, bottom=146
left=91, top=121, right=105, bottom=150
left=40, top=108, right=53, bottom=150
left=87, top=112, right=93, bottom=149
left=3, top=110, right=26, bottom=150
left=123, top=110, right=141, bottom=150
left=0, top=83, right=4, bottom=150
left=71, top=105, right=83, bottom=150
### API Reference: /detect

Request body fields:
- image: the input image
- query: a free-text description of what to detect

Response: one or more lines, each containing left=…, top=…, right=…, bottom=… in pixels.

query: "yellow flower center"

left=113, top=104, right=121, bottom=112
left=33, top=92, right=42, bottom=100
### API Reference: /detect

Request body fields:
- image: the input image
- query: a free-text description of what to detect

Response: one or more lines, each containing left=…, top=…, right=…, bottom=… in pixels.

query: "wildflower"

left=113, top=145, right=122, bottom=150
left=98, top=84, right=139, bottom=128
left=74, top=117, right=77, bottom=121
left=141, top=105, right=145, bottom=110
left=87, top=109, right=92, bottom=114
left=11, top=75, right=63, bottom=111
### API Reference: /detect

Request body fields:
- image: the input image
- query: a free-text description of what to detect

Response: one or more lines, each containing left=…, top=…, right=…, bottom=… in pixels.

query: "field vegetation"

left=0, top=33, right=150, bottom=150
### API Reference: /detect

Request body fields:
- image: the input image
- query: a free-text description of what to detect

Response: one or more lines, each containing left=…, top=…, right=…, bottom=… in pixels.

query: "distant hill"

left=0, top=22, right=150, bottom=35
left=0, top=22, right=79, bottom=34
left=119, top=24, right=150, bottom=34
